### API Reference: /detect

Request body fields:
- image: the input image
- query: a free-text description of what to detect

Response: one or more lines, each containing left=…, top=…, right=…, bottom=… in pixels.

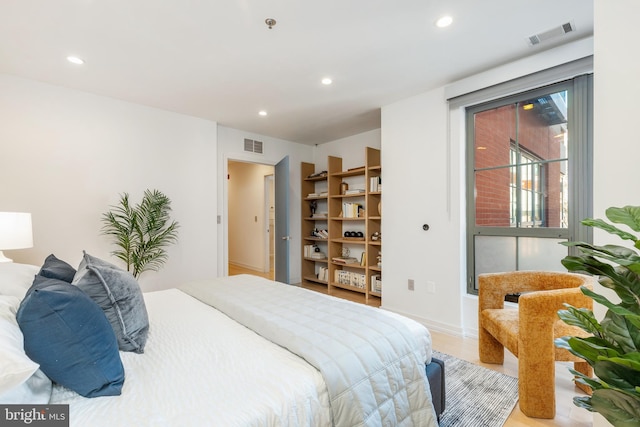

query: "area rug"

left=433, top=350, right=519, bottom=427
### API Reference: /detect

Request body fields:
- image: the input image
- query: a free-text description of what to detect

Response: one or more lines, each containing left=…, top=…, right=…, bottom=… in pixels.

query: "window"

left=466, top=75, right=592, bottom=293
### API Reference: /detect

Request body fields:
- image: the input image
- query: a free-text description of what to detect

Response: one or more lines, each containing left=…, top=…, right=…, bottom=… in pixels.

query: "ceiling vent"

left=527, top=22, right=575, bottom=46
left=244, top=138, right=264, bottom=154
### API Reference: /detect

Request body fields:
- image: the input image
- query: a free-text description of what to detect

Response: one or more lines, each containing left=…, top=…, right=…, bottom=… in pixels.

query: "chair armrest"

left=519, top=285, right=593, bottom=325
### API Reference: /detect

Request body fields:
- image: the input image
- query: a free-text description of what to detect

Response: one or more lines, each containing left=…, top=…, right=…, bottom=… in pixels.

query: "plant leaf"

left=572, top=396, right=594, bottom=411
left=558, top=304, right=603, bottom=336
left=563, top=336, right=621, bottom=365
left=594, top=360, right=640, bottom=391
left=606, top=206, right=640, bottom=233
left=563, top=242, right=640, bottom=274
left=601, top=311, right=640, bottom=353
left=581, top=217, right=638, bottom=242
left=591, top=389, right=640, bottom=427
left=562, top=256, right=640, bottom=309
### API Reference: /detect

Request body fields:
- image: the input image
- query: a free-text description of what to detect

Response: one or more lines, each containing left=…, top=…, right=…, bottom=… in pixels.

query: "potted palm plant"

left=556, top=205, right=640, bottom=427
left=101, top=189, right=179, bottom=278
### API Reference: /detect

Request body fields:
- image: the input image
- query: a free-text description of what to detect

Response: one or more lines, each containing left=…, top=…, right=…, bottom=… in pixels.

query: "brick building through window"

left=474, top=93, right=567, bottom=229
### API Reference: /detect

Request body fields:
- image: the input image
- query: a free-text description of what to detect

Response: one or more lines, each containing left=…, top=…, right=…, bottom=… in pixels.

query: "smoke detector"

left=527, top=22, right=575, bottom=46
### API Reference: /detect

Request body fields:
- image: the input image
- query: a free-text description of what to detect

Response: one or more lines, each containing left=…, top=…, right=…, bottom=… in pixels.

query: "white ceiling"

left=0, top=1, right=593, bottom=145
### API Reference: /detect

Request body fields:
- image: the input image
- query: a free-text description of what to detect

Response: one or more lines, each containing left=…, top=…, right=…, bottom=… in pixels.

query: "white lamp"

left=0, top=212, right=33, bottom=263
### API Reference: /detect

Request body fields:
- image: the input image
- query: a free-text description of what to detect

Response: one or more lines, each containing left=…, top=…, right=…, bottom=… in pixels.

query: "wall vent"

left=244, top=138, right=264, bottom=154
left=527, top=21, right=575, bottom=46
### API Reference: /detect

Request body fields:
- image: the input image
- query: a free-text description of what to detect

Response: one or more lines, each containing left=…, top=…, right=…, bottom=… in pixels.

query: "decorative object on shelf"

left=307, top=170, right=327, bottom=179
left=343, top=231, right=365, bottom=240
left=341, top=247, right=350, bottom=258
left=378, top=201, right=382, bottom=216
left=311, top=229, right=328, bottom=239
left=309, top=200, right=317, bottom=217
left=556, top=205, right=640, bottom=426
left=371, top=231, right=381, bottom=241
left=0, top=212, right=33, bottom=263
left=340, top=182, right=349, bottom=195
left=101, top=189, right=179, bottom=278
left=376, top=251, right=382, bottom=268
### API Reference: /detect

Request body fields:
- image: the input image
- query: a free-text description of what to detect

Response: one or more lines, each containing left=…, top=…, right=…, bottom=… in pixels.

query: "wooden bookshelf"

left=301, top=147, right=382, bottom=304
left=300, top=162, right=329, bottom=287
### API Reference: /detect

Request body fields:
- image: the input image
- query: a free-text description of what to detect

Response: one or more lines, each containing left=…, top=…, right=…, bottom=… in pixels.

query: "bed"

left=0, top=256, right=445, bottom=427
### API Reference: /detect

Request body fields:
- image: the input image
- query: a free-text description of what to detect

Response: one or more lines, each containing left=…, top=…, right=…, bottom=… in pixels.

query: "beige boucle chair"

left=478, top=271, right=594, bottom=419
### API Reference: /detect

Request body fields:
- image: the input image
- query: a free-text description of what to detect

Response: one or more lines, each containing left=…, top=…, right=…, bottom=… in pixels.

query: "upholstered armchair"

left=478, top=271, right=595, bottom=419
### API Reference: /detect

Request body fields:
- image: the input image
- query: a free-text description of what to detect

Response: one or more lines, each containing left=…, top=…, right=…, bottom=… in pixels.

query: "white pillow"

left=0, top=263, right=39, bottom=300
left=0, top=295, right=52, bottom=404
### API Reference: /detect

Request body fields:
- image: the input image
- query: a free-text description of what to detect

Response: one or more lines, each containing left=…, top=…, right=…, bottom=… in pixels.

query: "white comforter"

left=50, top=288, right=332, bottom=427
left=181, top=275, right=438, bottom=427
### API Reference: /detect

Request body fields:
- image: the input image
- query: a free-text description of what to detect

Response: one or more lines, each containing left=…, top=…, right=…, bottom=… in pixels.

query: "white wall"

left=593, top=2, right=640, bottom=423
left=216, top=125, right=313, bottom=283
left=381, top=88, right=465, bottom=334
left=380, top=38, right=594, bottom=336
left=313, top=129, right=381, bottom=170
left=227, top=161, right=273, bottom=271
left=0, top=74, right=218, bottom=292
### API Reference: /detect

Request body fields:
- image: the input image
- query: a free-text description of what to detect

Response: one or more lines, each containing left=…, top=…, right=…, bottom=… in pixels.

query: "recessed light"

left=321, top=77, right=332, bottom=85
left=477, top=146, right=487, bottom=150
left=258, top=110, right=268, bottom=117
left=435, top=15, right=453, bottom=28
left=66, top=56, right=85, bottom=65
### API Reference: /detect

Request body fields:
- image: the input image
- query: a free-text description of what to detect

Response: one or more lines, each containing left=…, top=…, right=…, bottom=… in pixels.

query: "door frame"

left=220, top=153, right=285, bottom=278
left=263, top=174, right=274, bottom=273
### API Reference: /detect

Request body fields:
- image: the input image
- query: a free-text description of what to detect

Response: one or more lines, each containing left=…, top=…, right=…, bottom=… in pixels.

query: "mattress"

left=50, top=288, right=332, bottom=427
left=180, top=275, right=437, bottom=426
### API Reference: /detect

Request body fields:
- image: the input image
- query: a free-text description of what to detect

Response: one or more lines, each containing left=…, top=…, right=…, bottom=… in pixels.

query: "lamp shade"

left=0, top=212, right=33, bottom=263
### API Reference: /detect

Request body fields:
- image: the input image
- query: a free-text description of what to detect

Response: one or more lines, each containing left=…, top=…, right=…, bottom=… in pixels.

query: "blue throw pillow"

left=73, top=251, right=149, bottom=353
left=38, top=254, right=76, bottom=283
left=16, top=275, right=124, bottom=398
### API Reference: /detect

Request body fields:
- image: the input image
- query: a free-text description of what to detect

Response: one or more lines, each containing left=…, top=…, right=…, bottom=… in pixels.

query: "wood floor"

left=229, top=265, right=592, bottom=427
left=228, top=263, right=274, bottom=280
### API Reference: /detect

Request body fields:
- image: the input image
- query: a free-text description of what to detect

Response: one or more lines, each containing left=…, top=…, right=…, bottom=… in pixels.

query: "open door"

left=274, top=156, right=290, bottom=283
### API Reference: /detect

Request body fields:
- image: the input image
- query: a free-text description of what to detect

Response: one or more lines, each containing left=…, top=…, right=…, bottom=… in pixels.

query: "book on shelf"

left=311, top=213, right=328, bottom=219
left=334, top=270, right=366, bottom=289
left=344, top=189, right=365, bottom=195
left=331, top=256, right=359, bottom=264
left=317, top=266, right=329, bottom=282
left=371, top=275, right=382, bottom=293
left=307, top=191, right=329, bottom=198
left=341, top=202, right=364, bottom=218
left=310, top=251, right=326, bottom=259
left=369, top=176, right=382, bottom=192
left=305, top=244, right=326, bottom=259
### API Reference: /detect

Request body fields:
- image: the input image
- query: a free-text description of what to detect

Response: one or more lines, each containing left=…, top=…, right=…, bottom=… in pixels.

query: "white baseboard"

left=379, top=306, right=465, bottom=337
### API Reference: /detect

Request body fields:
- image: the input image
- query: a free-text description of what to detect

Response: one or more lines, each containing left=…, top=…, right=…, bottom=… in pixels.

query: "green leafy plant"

left=101, top=189, right=179, bottom=278
left=556, top=205, right=640, bottom=427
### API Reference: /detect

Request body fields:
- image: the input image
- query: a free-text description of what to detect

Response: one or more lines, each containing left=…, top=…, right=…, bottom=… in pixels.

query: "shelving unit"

left=301, top=147, right=382, bottom=304
left=300, top=162, right=329, bottom=287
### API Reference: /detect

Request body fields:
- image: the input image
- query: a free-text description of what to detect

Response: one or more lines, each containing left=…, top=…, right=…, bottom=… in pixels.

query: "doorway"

left=227, top=160, right=275, bottom=279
